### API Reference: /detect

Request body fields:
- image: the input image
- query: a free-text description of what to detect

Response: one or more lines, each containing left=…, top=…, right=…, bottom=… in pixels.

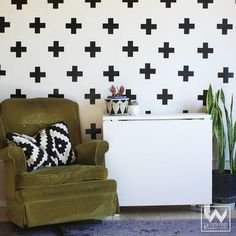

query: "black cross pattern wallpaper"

left=0, top=0, right=236, bottom=141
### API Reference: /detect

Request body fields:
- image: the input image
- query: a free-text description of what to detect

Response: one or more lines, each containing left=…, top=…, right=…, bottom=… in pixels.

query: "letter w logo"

left=204, top=209, right=228, bottom=223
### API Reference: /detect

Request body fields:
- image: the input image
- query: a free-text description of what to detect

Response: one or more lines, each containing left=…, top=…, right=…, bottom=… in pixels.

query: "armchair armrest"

left=0, top=146, right=27, bottom=199
left=74, top=140, right=109, bottom=166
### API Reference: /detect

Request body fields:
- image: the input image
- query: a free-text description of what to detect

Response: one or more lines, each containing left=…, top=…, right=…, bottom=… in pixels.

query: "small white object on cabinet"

left=103, top=114, right=212, bottom=206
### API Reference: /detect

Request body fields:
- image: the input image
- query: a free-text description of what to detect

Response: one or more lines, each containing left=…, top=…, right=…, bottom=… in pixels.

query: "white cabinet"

left=103, top=114, right=212, bottom=206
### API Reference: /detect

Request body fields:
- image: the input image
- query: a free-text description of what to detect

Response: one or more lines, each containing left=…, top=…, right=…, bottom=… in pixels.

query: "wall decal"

left=197, top=42, right=213, bottom=59
left=160, top=0, right=177, bottom=8
left=217, top=18, right=233, bottom=35
left=158, top=42, right=175, bottom=58
left=179, top=18, right=195, bottom=34
left=103, top=18, right=119, bottom=34
left=85, top=41, right=101, bottom=57
left=0, top=0, right=235, bottom=142
left=0, top=17, right=10, bottom=33
left=67, top=66, right=83, bottom=82
left=122, top=0, right=139, bottom=8
left=65, top=18, right=82, bottom=34
left=125, top=89, right=137, bottom=101
left=141, top=18, right=157, bottom=35
left=197, top=0, right=213, bottom=9
left=103, top=66, right=120, bottom=82
left=48, top=41, right=64, bottom=57
left=178, top=66, right=194, bottom=82
left=10, top=41, right=27, bottom=58
left=29, top=17, right=46, bottom=34
left=10, top=89, right=27, bottom=98
left=0, top=65, right=6, bottom=78
left=30, top=67, right=46, bottom=83
left=197, top=90, right=208, bottom=106
left=140, top=63, right=156, bottom=79
left=84, top=88, right=101, bottom=105
left=85, top=0, right=101, bottom=8
left=218, top=67, right=234, bottom=83
left=11, top=0, right=27, bottom=10
left=157, top=89, right=173, bottom=105
left=122, top=41, right=139, bottom=57
left=48, top=89, right=64, bottom=98
left=85, top=123, right=102, bottom=139
left=48, top=0, right=64, bottom=9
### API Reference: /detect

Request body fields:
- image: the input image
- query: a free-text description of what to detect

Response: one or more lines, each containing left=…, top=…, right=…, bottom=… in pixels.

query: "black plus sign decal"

left=67, top=66, right=83, bottom=82
left=29, top=17, right=46, bottom=34
left=0, top=17, right=10, bottom=33
left=125, top=89, right=136, bottom=101
left=103, top=66, right=119, bottom=82
left=158, top=42, right=175, bottom=58
left=85, top=88, right=101, bottom=104
left=140, top=63, right=156, bottom=79
left=11, top=0, right=27, bottom=10
left=218, top=67, right=234, bottom=84
left=157, top=89, right=173, bottom=105
left=30, top=67, right=46, bottom=83
left=66, top=18, right=82, bottom=34
left=160, top=0, right=177, bottom=8
left=10, top=89, right=26, bottom=98
left=141, top=18, right=157, bottom=35
left=197, top=42, right=213, bottom=59
left=85, top=0, right=101, bottom=8
left=179, top=18, right=195, bottom=34
left=198, top=90, right=208, bottom=106
left=103, top=18, right=119, bottom=34
left=85, top=41, right=101, bottom=57
left=122, top=41, right=139, bottom=57
left=197, top=0, right=213, bottom=9
left=48, top=0, right=64, bottom=9
left=217, top=19, right=233, bottom=35
left=48, top=89, right=64, bottom=98
left=122, top=0, right=139, bottom=8
left=0, top=65, right=6, bottom=77
left=178, top=66, right=194, bottom=82
left=48, top=41, right=64, bottom=57
left=10, top=41, right=27, bottom=58
left=85, top=123, right=102, bottom=140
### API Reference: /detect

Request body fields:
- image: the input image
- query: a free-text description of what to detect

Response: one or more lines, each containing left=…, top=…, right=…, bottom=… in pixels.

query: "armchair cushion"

left=16, top=164, right=108, bottom=189
left=6, top=122, right=76, bottom=172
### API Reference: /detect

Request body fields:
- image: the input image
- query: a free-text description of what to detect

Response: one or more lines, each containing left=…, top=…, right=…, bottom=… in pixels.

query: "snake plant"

left=206, top=85, right=236, bottom=174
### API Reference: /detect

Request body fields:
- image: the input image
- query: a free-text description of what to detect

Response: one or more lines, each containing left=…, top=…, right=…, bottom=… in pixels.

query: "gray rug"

left=1, top=219, right=236, bottom=236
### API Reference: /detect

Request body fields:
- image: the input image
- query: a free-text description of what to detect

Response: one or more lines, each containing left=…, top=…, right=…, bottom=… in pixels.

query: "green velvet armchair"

left=0, top=98, right=118, bottom=227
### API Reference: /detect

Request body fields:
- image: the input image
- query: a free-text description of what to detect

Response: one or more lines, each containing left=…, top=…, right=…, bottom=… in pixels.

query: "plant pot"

left=105, top=97, right=129, bottom=115
left=212, top=170, right=236, bottom=204
left=128, top=105, right=140, bottom=116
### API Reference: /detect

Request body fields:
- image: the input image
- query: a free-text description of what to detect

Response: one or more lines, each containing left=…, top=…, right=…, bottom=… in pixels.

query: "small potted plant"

left=206, top=84, right=236, bottom=210
left=105, top=85, right=129, bottom=115
left=128, top=100, right=140, bottom=116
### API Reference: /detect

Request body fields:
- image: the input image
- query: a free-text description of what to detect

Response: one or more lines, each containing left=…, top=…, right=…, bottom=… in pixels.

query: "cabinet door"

left=103, top=119, right=212, bottom=206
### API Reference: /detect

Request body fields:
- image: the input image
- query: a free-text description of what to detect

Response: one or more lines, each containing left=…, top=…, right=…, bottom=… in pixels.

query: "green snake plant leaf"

left=206, top=85, right=214, bottom=114
left=220, top=90, right=234, bottom=173
left=213, top=107, right=226, bottom=173
left=234, top=121, right=236, bottom=143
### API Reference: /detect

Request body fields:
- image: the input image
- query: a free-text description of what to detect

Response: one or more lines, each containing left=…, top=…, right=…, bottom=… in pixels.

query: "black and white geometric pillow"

left=6, top=122, right=76, bottom=172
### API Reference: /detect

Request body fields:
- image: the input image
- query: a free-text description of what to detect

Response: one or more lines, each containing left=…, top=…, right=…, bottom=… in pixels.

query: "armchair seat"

left=16, top=165, right=108, bottom=189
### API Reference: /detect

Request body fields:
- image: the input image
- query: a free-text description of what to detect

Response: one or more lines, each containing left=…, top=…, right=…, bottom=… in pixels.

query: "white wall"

left=0, top=0, right=235, bottom=202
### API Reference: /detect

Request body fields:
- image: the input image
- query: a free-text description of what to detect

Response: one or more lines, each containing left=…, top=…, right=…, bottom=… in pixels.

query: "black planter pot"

left=213, top=170, right=236, bottom=203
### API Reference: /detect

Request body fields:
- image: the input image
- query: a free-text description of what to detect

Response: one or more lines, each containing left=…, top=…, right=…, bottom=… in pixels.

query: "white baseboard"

left=0, top=201, right=6, bottom=207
